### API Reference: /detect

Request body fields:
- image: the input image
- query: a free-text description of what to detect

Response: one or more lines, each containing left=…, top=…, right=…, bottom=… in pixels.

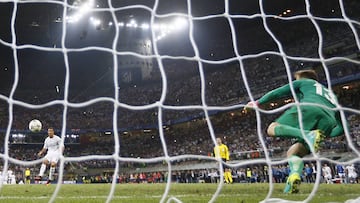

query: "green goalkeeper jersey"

left=258, top=78, right=344, bottom=137
left=258, top=78, right=337, bottom=109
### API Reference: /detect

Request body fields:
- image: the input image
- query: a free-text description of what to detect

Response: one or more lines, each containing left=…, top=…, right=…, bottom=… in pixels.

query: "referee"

left=25, top=168, right=31, bottom=184
left=214, top=137, right=233, bottom=184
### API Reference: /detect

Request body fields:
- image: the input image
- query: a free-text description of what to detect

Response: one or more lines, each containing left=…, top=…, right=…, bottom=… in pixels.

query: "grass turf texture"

left=0, top=183, right=359, bottom=203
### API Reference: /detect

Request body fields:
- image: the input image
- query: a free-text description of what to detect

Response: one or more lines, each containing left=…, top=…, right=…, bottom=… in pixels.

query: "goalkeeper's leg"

left=267, top=107, right=329, bottom=153
left=268, top=123, right=325, bottom=153
left=283, top=143, right=308, bottom=194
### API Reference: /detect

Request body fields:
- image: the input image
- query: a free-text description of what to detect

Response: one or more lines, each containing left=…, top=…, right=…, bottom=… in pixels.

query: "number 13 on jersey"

left=314, top=82, right=337, bottom=105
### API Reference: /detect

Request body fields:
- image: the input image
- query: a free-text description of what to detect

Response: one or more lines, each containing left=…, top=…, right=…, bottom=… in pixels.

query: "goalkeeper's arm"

left=244, top=81, right=299, bottom=112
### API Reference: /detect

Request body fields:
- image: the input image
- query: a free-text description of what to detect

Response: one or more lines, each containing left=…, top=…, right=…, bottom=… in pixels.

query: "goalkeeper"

left=245, top=69, right=345, bottom=193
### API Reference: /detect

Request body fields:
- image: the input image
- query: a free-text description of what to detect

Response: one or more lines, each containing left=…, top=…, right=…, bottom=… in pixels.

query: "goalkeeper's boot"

left=46, top=179, right=51, bottom=186
left=284, top=173, right=301, bottom=194
left=306, top=130, right=325, bottom=153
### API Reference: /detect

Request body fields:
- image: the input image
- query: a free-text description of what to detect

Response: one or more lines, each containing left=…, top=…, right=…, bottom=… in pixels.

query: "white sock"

left=39, top=164, right=46, bottom=177
left=49, top=167, right=55, bottom=180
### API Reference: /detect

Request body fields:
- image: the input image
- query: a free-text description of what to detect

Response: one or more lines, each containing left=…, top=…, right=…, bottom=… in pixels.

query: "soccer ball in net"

left=29, top=119, right=42, bottom=132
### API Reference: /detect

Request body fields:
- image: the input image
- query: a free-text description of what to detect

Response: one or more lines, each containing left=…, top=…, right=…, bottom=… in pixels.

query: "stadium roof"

left=0, top=0, right=358, bottom=93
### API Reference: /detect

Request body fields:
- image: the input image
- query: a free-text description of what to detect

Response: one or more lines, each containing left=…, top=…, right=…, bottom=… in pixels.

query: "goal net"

left=0, top=0, right=359, bottom=202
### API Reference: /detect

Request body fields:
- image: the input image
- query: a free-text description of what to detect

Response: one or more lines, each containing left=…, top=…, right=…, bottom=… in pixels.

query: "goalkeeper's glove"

left=244, top=100, right=259, bottom=113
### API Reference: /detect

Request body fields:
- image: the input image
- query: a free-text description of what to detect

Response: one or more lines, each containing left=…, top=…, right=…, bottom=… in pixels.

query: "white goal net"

left=0, top=0, right=359, bottom=202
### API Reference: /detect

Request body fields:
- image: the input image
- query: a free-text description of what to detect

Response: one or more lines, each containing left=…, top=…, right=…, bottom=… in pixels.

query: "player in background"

left=304, top=164, right=313, bottom=183
left=311, top=163, right=317, bottom=183
left=25, top=168, right=31, bottom=184
left=346, top=164, right=358, bottom=183
left=37, top=127, right=64, bottom=185
left=245, top=69, right=345, bottom=193
left=213, top=137, right=233, bottom=184
left=322, top=163, right=333, bottom=184
left=335, top=163, right=345, bottom=183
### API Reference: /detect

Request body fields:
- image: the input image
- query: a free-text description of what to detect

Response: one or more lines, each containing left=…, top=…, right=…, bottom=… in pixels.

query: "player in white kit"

left=346, top=164, right=358, bottom=183
left=37, top=127, right=64, bottom=184
left=322, top=163, right=333, bottom=184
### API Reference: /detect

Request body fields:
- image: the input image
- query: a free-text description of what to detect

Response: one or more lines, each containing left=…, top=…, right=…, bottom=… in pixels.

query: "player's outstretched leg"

left=306, top=130, right=325, bottom=153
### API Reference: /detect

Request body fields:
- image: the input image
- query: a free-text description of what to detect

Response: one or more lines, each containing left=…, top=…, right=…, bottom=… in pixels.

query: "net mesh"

left=0, top=0, right=360, bottom=202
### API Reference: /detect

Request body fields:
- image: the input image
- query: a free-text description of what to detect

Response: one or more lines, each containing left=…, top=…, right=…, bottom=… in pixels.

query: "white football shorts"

left=44, top=151, right=61, bottom=163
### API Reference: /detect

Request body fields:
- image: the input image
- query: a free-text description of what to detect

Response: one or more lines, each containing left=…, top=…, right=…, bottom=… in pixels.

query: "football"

left=29, top=119, right=42, bottom=132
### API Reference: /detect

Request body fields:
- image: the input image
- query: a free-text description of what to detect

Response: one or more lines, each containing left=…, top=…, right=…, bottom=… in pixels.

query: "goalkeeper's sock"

left=39, top=164, right=46, bottom=177
left=288, top=155, right=304, bottom=175
left=49, top=167, right=55, bottom=181
left=274, top=125, right=310, bottom=140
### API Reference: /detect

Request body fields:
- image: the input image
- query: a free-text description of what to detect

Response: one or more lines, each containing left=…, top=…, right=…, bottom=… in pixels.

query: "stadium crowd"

left=1, top=89, right=359, bottom=184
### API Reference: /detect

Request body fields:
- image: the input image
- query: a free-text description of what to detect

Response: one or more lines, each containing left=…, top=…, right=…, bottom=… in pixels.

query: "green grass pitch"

left=0, top=183, right=359, bottom=203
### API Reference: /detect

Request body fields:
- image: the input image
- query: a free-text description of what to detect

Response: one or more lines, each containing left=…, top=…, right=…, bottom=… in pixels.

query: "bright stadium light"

left=66, top=0, right=95, bottom=23
left=141, top=23, right=149, bottom=30
left=154, top=17, right=188, bottom=41
left=93, top=19, right=101, bottom=26
left=174, top=17, right=187, bottom=30
left=159, top=24, right=168, bottom=32
left=152, top=24, right=160, bottom=31
left=66, top=14, right=81, bottom=23
left=126, top=19, right=137, bottom=28
left=90, top=17, right=101, bottom=26
left=78, top=0, right=94, bottom=15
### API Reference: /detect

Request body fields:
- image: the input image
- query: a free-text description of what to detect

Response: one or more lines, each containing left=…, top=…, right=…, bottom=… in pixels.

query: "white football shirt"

left=346, top=165, right=357, bottom=177
left=43, top=135, right=63, bottom=153
left=322, top=166, right=332, bottom=176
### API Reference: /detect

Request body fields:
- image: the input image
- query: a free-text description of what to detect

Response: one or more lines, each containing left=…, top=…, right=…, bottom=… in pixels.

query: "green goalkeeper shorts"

left=276, top=105, right=337, bottom=137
